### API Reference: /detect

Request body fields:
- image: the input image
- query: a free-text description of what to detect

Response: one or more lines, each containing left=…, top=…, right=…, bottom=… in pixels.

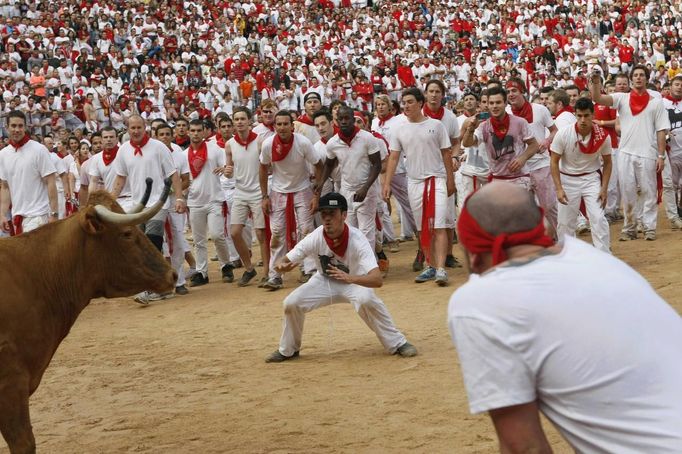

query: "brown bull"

left=0, top=179, right=177, bottom=454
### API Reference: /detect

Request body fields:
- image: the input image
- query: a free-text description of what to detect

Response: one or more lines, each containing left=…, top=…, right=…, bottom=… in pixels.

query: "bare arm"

left=111, top=174, right=126, bottom=198
left=259, top=163, right=271, bottom=214
left=0, top=180, right=11, bottom=230
left=317, top=157, right=338, bottom=194
left=171, top=171, right=186, bottom=213
left=589, top=76, right=614, bottom=107
left=540, top=124, right=558, bottom=152
left=489, top=402, right=553, bottom=454
left=45, top=173, right=58, bottom=219
left=326, top=265, right=383, bottom=288
left=442, top=147, right=455, bottom=196
left=656, top=129, right=668, bottom=173
left=549, top=152, right=567, bottom=205
left=382, top=150, right=400, bottom=200
left=224, top=143, right=234, bottom=177
left=461, top=117, right=480, bottom=147
left=600, top=154, right=612, bottom=208
left=355, top=152, right=382, bottom=202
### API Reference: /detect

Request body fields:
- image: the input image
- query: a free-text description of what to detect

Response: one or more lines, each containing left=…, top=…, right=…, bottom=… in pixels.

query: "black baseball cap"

left=318, top=192, right=347, bottom=212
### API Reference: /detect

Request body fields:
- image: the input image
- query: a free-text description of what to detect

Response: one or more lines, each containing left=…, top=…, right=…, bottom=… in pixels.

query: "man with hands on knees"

left=265, top=192, right=417, bottom=363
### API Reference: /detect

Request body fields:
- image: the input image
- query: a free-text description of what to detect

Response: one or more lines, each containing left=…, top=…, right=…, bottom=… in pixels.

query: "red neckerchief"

left=553, top=105, right=574, bottom=119
left=423, top=104, right=445, bottom=120
left=371, top=131, right=389, bottom=150
left=187, top=140, right=208, bottom=178
left=420, top=177, right=437, bottom=264
left=490, top=114, right=510, bottom=141
left=378, top=113, right=393, bottom=127
left=9, top=134, right=30, bottom=150
left=102, top=145, right=118, bottom=165
left=272, top=134, right=295, bottom=162
left=175, top=135, right=190, bottom=147
left=511, top=100, right=534, bottom=123
left=296, top=114, right=314, bottom=126
left=320, top=136, right=330, bottom=144
left=575, top=123, right=609, bottom=154
left=338, top=126, right=360, bottom=147
left=234, top=131, right=258, bottom=147
left=215, top=132, right=226, bottom=148
left=629, top=89, right=650, bottom=116
left=324, top=223, right=350, bottom=257
left=664, top=94, right=682, bottom=105
left=263, top=122, right=275, bottom=131
left=131, top=134, right=150, bottom=156
left=458, top=197, right=554, bottom=266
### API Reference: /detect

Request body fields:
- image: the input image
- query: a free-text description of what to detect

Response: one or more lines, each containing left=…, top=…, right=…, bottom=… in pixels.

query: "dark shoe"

left=238, top=268, right=258, bottom=287
left=265, top=350, right=299, bottom=363
left=263, top=277, right=283, bottom=291
left=396, top=342, right=418, bottom=357
left=175, top=285, right=189, bottom=295
left=190, top=273, right=209, bottom=287
left=445, top=254, right=461, bottom=268
left=222, top=264, right=234, bottom=283
left=412, top=250, right=425, bottom=272
left=232, top=259, right=243, bottom=269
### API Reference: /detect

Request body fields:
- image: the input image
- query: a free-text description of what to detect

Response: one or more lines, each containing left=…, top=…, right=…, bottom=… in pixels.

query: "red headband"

left=457, top=197, right=554, bottom=266
left=505, top=80, right=526, bottom=93
left=354, top=111, right=367, bottom=125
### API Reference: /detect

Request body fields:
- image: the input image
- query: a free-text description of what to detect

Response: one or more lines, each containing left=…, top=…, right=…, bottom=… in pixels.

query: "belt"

left=488, top=173, right=530, bottom=181
left=560, top=170, right=598, bottom=177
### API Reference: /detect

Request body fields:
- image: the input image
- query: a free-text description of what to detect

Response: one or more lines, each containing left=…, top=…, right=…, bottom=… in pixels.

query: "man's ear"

left=79, top=206, right=106, bottom=235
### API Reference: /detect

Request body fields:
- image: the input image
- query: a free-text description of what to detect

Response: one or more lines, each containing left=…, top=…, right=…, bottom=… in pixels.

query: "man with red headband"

left=550, top=98, right=613, bottom=252
left=265, top=192, right=417, bottom=363
left=591, top=65, right=670, bottom=241
left=505, top=77, right=559, bottom=232
left=449, top=181, right=682, bottom=452
left=0, top=110, right=58, bottom=235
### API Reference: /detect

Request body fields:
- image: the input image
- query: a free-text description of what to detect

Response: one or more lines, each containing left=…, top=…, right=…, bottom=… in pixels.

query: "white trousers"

left=22, top=215, right=49, bottom=233
left=662, top=155, right=682, bottom=222
left=456, top=174, right=487, bottom=214
left=391, top=173, right=417, bottom=238
left=268, top=189, right=315, bottom=279
left=224, top=187, right=252, bottom=262
left=189, top=201, right=230, bottom=277
left=530, top=166, right=558, bottom=231
left=278, top=274, right=407, bottom=357
left=605, top=149, right=621, bottom=216
left=341, top=188, right=378, bottom=247
left=619, top=152, right=658, bottom=234
left=167, top=211, right=188, bottom=286
left=557, top=173, right=610, bottom=253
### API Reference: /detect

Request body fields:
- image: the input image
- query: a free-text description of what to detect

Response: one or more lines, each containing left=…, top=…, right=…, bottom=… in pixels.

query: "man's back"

left=448, top=236, right=682, bottom=452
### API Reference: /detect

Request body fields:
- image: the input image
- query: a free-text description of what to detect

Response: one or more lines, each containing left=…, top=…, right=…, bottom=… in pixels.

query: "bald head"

left=465, top=182, right=541, bottom=236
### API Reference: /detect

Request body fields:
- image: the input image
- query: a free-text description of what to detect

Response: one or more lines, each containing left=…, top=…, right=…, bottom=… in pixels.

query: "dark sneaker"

left=232, top=259, right=243, bottom=269
left=175, top=285, right=189, bottom=295
left=222, top=264, right=235, bottom=283
left=396, top=342, right=418, bottom=357
left=412, top=250, right=425, bottom=272
left=445, top=254, right=461, bottom=268
left=265, top=350, right=299, bottom=363
left=263, top=277, right=283, bottom=291
left=190, top=273, right=209, bottom=287
left=618, top=232, right=637, bottom=241
left=238, top=268, right=258, bottom=287
left=415, top=266, right=436, bottom=283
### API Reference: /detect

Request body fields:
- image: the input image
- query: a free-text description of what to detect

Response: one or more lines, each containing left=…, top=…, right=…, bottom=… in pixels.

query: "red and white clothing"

left=551, top=124, right=613, bottom=252
left=294, top=119, right=321, bottom=144
left=228, top=133, right=265, bottom=229
left=457, top=113, right=489, bottom=209
left=253, top=122, right=276, bottom=142
left=89, top=150, right=133, bottom=211
left=554, top=110, right=577, bottom=130
left=425, top=107, right=460, bottom=228
left=165, top=142, right=190, bottom=287
left=661, top=96, right=682, bottom=224
left=49, top=152, right=70, bottom=219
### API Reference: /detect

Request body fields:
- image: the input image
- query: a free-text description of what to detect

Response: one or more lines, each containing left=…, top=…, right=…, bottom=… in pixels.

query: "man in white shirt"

left=456, top=91, right=490, bottom=207
left=89, top=127, right=133, bottom=210
left=545, top=89, right=576, bottom=130
left=0, top=110, right=58, bottom=234
left=265, top=192, right=417, bottom=363
left=449, top=182, right=682, bottom=453
left=661, top=74, right=682, bottom=230
left=550, top=98, right=613, bottom=252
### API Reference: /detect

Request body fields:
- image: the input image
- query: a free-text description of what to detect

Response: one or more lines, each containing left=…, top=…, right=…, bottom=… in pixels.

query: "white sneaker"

left=671, top=218, right=682, bottom=230
left=134, top=291, right=150, bottom=305
left=434, top=268, right=448, bottom=287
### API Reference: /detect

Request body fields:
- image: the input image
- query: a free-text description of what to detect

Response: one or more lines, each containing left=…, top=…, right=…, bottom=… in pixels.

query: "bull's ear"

left=80, top=206, right=106, bottom=235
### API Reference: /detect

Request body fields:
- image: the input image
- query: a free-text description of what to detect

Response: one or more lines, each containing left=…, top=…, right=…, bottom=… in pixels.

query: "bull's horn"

left=126, top=178, right=153, bottom=214
left=94, top=178, right=172, bottom=226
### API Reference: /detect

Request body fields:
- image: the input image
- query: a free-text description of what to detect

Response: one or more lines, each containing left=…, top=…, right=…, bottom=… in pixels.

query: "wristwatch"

left=658, top=154, right=666, bottom=159
left=49, top=211, right=58, bottom=217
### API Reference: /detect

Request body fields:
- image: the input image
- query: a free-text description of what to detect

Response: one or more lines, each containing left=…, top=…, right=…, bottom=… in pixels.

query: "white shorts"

left=407, top=177, right=454, bottom=230
left=231, top=197, right=265, bottom=229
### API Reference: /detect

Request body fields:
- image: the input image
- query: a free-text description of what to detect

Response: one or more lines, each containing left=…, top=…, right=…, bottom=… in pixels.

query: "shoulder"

left=261, top=135, right=275, bottom=149
left=294, top=133, right=314, bottom=147
left=532, top=103, right=552, bottom=118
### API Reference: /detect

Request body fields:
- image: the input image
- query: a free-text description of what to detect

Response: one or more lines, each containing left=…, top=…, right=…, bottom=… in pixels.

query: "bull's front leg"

left=0, top=348, right=36, bottom=454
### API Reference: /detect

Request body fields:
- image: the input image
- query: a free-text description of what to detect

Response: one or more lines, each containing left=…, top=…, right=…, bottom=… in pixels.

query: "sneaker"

left=257, top=277, right=269, bottom=288
left=618, top=232, right=637, bottom=241
left=671, top=218, right=682, bottom=230
left=396, top=342, right=418, bottom=358
left=222, top=264, right=234, bottom=283
left=415, top=266, right=436, bottom=283
left=232, top=259, right=243, bottom=269
left=263, top=277, right=283, bottom=291
left=412, top=250, right=425, bottom=272
left=238, top=268, right=258, bottom=287
left=605, top=213, right=618, bottom=225
left=175, top=285, right=189, bottom=295
left=134, top=291, right=150, bottom=305
left=147, top=292, right=174, bottom=301
left=444, top=254, right=461, bottom=268
left=401, top=235, right=414, bottom=242
left=298, top=272, right=313, bottom=284
left=636, top=222, right=644, bottom=233
left=186, top=267, right=197, bottom=279
left=576, top=224, right=590, bottom=235
left=265, top=350, right=299, bottom=363
left=190, top=273, right=209, bottom=287
left=644, top=231, right=656, bottom=241
left=434, top=268, right=448, bottom=286
left=210, top=255, right=219, bottom=261
left=388, top=241, right=400, bottom=253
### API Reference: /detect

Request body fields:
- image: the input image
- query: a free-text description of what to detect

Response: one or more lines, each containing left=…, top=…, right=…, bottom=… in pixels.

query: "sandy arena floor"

left=9, top=216, right=682, bottom=454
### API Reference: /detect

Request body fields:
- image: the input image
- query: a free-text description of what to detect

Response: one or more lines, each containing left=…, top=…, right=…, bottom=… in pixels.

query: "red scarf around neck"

left=297, top=114, right=314, bottom=126
left=131, top=134, right=150, bottom=156
left=575, top=123, right=609, bottom=154
left=188, top=140, right=208, bottom=178
left=629, top=90, right=650, bottom=116
left=423, top=104, right=445, bottom=120
left=511, top=100, right=534, bottom=124
left=10, top=134, right=30, bottom=150
left=378, top=113, right=393, bottom=127
left=553, top=105, right=574, bottom=119
left=234, top=131, right=258, bottom=148
left=338, top=126, right=360, bottom=147
left=490, top=114, right=510, bottom=141
left=263, top=122, right=275, bottom=131
left=324, top=223, right=350, bottom=257
left=664, top=93, right=682, bottom=104
left=420, top=176, right=437, bottom=264
left=272, top=134, right=295, bottom=162
left=215, top=132, right=226, bottom=148
left=102, top=145, right=119, bottom=166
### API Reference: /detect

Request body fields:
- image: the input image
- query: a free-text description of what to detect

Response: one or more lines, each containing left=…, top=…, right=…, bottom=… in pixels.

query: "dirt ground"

left=10, top=216, right=682, bottom=454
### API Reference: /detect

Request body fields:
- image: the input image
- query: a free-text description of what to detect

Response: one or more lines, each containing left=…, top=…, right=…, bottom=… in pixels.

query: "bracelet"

left=176, top=198, right=186, bottom=203
left=658, top=154, right=666, bottom=159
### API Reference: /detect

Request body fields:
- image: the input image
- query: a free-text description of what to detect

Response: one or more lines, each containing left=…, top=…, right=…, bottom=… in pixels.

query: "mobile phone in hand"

left=476, top=112, right=490, bottom=121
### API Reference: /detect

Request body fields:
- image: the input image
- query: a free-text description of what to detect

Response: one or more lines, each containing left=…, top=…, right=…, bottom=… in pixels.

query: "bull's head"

left=79, top=179, right=177, bottom=298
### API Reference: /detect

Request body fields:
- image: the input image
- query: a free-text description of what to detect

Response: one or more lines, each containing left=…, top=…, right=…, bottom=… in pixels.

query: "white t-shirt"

left=287, top=224, right=378, bottom=278
left=372, top=114, right=406, bottom=174
left=294, top=120, right=321, bottom=144
left=253, top=122, right=276, bottom=142
left=554, top=111, right=577, bottom=131
left=260, top=133, right=320, bottom=194
left=551, top=125, right=612, bottom=174
left=326, top=129, right=380, bottom=193
left=662, top=98, right=682, bottom=158
left=228, top=136, right=261, bottom=201
left=458, top=114, right=489, bottom=178
left=507, top=103, right=554, bottom=171
left=448, top=237, right=682, bottom=452
left=0, top=140, right=56, bottom=217
left=89, top=152, right=132, bottom=198
left=611, top=92, right=670, bottom=159
left=114, top=137, right=177, bottom=208
left=186, top=141, right=226, bottom=207
left=49, top=153, right=68, bottom=193
left=432, top=108, right=461, bottom=143
left=389, top=117, right=451, bottom=181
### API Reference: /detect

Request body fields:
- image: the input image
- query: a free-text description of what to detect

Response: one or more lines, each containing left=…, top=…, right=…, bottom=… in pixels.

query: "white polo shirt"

left=228, top=136, right=261, bottom=201
left=389, top=117, right=451, bottom=182
left=611, top=92, right=670, bottom=159
left=49, top=152, right=68, bottom=193
left=89, top=152, right=132, bottom=198
left=326, top=129, right=381, bottom=193
left=551, top=125, right=612, bottom=174
left=186, top=141, right=226, bottom=207
left=260, top=133, right=320, bottom=194
left=0, top=139, right=56, bottom=217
